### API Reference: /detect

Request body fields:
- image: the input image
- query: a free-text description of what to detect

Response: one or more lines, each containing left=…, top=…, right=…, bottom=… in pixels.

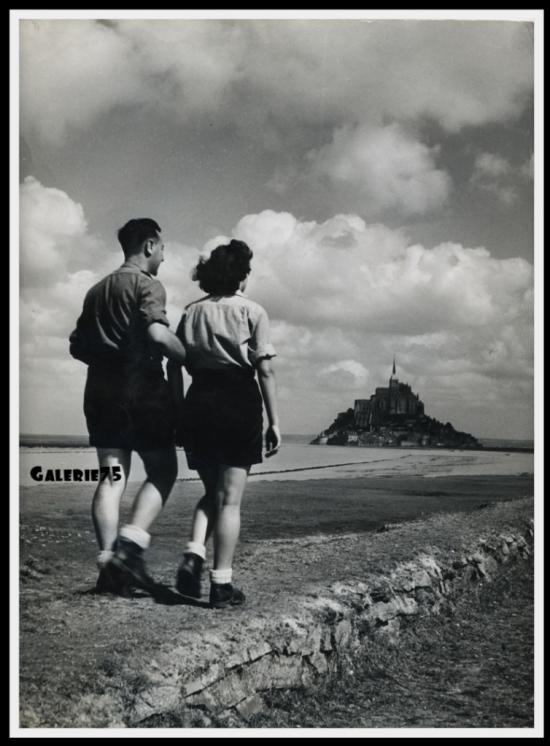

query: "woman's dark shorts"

left=182, top=367, right=263, bottom=470
left=84, top=363, right=175, bottom=451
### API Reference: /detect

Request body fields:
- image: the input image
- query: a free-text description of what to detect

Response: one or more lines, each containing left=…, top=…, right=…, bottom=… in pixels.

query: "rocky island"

left=312, top=360, right=481, bottom=449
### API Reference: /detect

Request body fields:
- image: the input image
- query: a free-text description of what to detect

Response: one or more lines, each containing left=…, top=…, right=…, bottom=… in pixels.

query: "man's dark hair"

left=118, top=218, right=161, bottom=257
left=193, top=239, right=253, bottom=295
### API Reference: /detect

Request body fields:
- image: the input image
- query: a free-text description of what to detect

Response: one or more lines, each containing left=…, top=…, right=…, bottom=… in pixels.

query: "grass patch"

left=244, top=557, right=534, bottom=729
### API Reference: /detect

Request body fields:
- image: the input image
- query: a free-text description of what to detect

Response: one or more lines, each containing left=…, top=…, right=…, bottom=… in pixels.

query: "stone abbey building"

left=313, top=359, right=480, bottom=448
left=354, top=359, right=424, bottom=430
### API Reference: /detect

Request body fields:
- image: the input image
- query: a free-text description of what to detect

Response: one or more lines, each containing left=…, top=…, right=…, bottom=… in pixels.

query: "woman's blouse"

left=176, top=292, right=276, bottom=371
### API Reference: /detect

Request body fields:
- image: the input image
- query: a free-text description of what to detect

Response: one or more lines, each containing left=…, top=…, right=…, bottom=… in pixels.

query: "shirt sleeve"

left=248, top=307, right=277, bottom=366
left=139, top=278, right=169, bottom=328
left=69, top=320, right=91, bottom=364
left=68, top=293, right=93, bottom=364
left=174, top=312, right=186, bottom=344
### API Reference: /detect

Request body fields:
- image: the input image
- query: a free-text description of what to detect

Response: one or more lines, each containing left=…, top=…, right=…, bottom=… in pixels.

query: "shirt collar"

left=119, top=260, right=153, bottom=278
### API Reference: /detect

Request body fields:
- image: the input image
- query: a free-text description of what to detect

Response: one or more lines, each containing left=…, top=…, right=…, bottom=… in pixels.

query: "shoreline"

left=19, top=446, right=534, bottom=487
left=19, top=443, right=535, bottom=454
left=309, top=443, right=534, bottom=454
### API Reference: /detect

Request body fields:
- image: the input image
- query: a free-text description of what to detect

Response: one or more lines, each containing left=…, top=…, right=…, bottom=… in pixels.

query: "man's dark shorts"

left=84, top=363, right=175, bottom=451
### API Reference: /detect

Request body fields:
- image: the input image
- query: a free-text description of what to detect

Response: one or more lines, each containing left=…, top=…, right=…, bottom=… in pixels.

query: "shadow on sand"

left=76, top=582, right=211, bottom=608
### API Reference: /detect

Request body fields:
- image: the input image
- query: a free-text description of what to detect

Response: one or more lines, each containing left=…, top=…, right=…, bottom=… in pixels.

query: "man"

left=69, top=218, right=186, bottom=595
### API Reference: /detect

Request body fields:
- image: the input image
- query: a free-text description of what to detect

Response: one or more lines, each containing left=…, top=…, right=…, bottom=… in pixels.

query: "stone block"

left=418, top=556, right=443, bottom=580
left=216, top=709, right=243, bottom=727
left=321, top=627, right=333, bottom=652
left=129, top=684, right=180, bottom=724
left=374, top=618, right=400, bottom=643
left=369, top=584, right=393, bottom=603
left=415, top=587, right=436, bottom=606
left=235, top=694, right=264, bottom=721
left=307, top=650, right=329, bottom=675
left=268, top=653, right=306, bottom=689
left=247, top=641, right=272, bottom=661
left=203, top=670, right=254, bottom=710
left=334, top=619, right=353, bottom=648
left=240, top=654, right=276, bottom=692
left=396, top=595, right=418, bottom=615
left=182, top=663, right=224, bottom=696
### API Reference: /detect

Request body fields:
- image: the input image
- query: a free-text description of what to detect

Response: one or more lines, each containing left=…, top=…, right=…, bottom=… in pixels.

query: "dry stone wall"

left=112, top=519, right=533, bottom=727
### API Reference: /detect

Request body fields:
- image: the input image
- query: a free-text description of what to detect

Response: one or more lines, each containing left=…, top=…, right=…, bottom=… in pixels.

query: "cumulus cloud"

left=307, top=123, right=451, bottom=216
left=20, top=20, right=146, bottom=146
left=19, top=178, right=115, bottom=432
left=229, top=210, right=533, bottom=335
left=228, top=209, right=533, bottom=433
left=470, top=150, right=534, bottom=205
left=473, top=152, right=512, bottom=179
left=20, top=19, right=533, bottom=146
left=319, top=360, right=369, bottom=390
left=18, top=182, right=534, bottom=437
left=520, top=153, right=534, bottom=179
left=19, top=177, right=109, bottom=286
left=18, top=177, right=202, bottom=352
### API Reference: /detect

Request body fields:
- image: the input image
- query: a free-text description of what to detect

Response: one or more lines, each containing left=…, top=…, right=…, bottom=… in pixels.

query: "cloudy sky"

left=17, top=13, right=538, bottom=439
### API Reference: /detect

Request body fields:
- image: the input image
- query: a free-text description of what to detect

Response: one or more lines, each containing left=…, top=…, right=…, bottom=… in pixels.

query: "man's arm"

left=69, top=318, right=92, bottom=365
left=147, top=322, right=187, bottom=365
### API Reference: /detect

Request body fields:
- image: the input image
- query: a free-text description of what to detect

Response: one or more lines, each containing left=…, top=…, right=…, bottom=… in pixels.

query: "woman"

left=168, top=239, right=280, bottom=608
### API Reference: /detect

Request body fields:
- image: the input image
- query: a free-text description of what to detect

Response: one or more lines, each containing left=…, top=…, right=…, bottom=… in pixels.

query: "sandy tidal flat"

left=19, top=445, right=533, bottom=487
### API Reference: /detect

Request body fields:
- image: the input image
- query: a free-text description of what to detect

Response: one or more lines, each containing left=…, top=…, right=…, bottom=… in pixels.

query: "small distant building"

left=354, top=358, right=424, bottom=431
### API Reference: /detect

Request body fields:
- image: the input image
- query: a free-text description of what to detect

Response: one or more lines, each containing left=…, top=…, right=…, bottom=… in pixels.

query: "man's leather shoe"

left=95, top=563, right=133, bottom=597
left=110, top=537, right=156, bottom=591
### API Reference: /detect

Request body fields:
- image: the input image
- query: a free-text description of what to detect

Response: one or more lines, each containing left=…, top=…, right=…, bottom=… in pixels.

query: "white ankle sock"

left=97, top=549, right=114, bottom=569
left=119, top=524, right=151, bottom=550
left=185, top=541, right=206, bottom=560
left=210, top=568, right=232, bottom=585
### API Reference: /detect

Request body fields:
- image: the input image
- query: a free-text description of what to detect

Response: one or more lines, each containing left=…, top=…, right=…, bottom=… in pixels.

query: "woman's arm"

left=257, top=358, right=281, bottom=456
left=167, top=360, right=185, bottom=445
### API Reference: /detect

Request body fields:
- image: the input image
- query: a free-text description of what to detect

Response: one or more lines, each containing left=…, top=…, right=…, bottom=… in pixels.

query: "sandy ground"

left=19, top=446, right=534, bottom=486
left=17, top=466, right=534, bottom=729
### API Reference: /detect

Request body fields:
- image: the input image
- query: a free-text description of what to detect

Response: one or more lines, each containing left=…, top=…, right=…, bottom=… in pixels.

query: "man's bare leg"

left=91, top=448, right=132, bottom=560
left=112, top=447, right=178, bottom=590
left=128, top=447, right=178, bottom=530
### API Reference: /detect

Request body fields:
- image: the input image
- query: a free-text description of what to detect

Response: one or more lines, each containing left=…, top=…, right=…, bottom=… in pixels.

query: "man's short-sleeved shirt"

left=176, top=292, right=276, bottom=372
left=70, top=262, right=169, bottom=368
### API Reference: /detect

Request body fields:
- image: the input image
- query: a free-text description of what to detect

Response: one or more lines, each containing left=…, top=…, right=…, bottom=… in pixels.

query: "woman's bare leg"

left=212, top=465, right=250, bottom=570
left=189, top=465, right=219, bottom=547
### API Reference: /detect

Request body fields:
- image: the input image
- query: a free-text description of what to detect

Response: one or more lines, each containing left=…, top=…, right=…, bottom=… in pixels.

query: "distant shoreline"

left=312, top=444, right=534, bottom=454
left=19, top=437, right=534, bottom=455
left=18, top=433, right=318, bottom=449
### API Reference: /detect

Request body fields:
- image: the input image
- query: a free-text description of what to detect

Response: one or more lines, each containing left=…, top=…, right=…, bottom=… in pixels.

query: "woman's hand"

left=265, top=424, right=281, bottom=457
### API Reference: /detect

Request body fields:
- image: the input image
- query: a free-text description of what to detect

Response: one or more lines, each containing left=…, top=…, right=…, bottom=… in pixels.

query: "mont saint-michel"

left=312, top=361, right=480, bottom=449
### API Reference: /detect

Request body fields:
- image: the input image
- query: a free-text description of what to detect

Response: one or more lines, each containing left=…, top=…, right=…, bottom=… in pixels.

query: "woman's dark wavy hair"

left=193, top=239, right=253, bottom=295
